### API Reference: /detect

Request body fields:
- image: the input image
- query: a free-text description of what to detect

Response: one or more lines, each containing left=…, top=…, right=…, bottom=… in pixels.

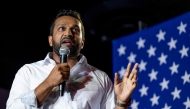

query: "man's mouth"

left=61, top=39, right=74, bottom=46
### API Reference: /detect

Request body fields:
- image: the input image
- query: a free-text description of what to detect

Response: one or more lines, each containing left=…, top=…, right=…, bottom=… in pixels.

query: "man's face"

left=49, top=16, right=84, bottom=57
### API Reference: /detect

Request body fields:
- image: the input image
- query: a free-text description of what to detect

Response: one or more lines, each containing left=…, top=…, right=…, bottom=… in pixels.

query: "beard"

left=52, top=37, right=82, bottom=58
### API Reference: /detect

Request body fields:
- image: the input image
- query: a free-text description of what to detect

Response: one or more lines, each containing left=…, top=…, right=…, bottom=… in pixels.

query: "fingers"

left=58, top=63, right=70, bottom=81
left=58, top=63, right=70, bottom=71
left=124, top=63, right=132, bottom=77
left=133, top=63, right=138, bottom=72
left=132, top=69, right=138, bottom=80
left=114, top=73, right=119, bottom=86
left=132, top=80, right=138, bottom=88
left=128, top=63, right=138, bottom=80
left=47, top=63, right=70, bottom=87
left=131, top=76, right=138, bottom=89
left=131, top=78, right=137, bottom=84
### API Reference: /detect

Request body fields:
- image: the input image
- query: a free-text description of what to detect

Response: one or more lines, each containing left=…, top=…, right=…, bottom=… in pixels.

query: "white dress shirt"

left=6, top=52, right=116, bottom=109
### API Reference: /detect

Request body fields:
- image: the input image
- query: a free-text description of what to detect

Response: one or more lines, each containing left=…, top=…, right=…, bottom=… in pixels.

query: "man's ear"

left=81, top=39, right=85, bottom=49
left=48, top=36, right=53, bottom=47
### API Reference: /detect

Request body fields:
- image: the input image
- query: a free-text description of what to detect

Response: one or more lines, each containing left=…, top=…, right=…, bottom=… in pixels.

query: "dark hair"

left=49, top=9, right=85, bottom=39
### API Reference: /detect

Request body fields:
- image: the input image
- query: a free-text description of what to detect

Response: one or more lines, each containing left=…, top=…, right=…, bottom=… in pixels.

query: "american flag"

left=112, top=11, right=190, bottom=109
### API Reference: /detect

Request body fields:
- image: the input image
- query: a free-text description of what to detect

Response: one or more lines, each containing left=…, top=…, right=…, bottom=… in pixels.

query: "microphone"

left=59, top=46, right=70, bottom=96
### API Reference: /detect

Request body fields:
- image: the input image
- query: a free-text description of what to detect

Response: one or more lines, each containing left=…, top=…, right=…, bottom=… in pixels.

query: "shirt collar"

left=42, top=52, right=89, bottom=81
left=42, top=52, right=87, bottom=66
left=78, top=54, right=86, bottom=64
left=69, top=54, right=89, bottom=81
left=42, top=52, right=56, bottom=66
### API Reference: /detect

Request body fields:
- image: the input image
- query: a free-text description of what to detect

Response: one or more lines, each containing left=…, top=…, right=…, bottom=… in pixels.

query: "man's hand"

left=35, top=63, right=70, bottom=107
left=45, top=63, right=70, bottom=87
left=114, top=63, right=138, bottom=104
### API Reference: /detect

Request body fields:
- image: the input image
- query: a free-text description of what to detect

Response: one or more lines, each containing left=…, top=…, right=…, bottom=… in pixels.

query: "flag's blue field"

left=112, top=11, right=190, bottom=109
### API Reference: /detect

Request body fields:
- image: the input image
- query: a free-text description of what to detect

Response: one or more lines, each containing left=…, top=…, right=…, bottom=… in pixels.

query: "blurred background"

left=0, top=0, right=190, bottom=108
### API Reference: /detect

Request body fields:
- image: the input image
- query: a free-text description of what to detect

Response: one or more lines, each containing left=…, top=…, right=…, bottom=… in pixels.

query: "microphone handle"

left=59, top=82, right=65, bottom=96
left=59, top=54, right=68, bottom=96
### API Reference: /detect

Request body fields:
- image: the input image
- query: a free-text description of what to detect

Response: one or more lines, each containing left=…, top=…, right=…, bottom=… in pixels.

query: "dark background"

left=0, top=0, right=190, bottom=108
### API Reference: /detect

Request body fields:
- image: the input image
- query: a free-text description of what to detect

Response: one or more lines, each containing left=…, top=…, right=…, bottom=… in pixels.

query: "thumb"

left=114, top=73, right=119, bottom=86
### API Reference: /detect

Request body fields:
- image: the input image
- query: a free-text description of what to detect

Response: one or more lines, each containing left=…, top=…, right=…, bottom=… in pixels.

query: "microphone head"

left=59, top=46, right=70, bottom=55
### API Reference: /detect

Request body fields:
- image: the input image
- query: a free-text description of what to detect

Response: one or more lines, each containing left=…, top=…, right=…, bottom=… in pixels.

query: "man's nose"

left=65, top=29, right=73, bottom=37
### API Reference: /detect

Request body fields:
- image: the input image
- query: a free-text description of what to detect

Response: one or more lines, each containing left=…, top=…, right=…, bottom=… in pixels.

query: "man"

left=6, top=9, right=138, bottom=109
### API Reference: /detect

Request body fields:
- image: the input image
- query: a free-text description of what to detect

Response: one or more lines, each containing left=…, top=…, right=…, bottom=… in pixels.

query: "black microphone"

left=59, top=46, right=70, bottom=96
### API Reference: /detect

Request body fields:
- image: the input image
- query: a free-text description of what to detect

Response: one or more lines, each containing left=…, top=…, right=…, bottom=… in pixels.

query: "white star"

left=169, top=62, right=179, bottom=75
left=159, top=78, right=170, bottom=91
left=136, top=37, right=146, bottom=49
left=183, top=97, right=190, bottom=109
left=177, top=21, right=187, bottom=35
left=148, top=69, right=158, bottom=82
left=150, top=93, right=160, bottom=106
left=131, top=99, right=139, bottom=109
left=118, top=66, right=126, bottom=79
left=117, top=44, right=126, bottom=56
left=181, top=71, right=190, bottom=84
left=147, top=45, right=157, bottom=58
left=167, top=37, right=177, bottom=51
left=127, top=52, right=137, bottom=63
left=179, top=45, right=189, bottom=58
left=171, top=87, right=181, bottom=100
left=156, top=29, right=166, bottom=42
left=158, top=53, right=168, bottom=65
left=138, top=60, right=147, bottom=72
left=162, top=103, right=172, bottom=109
left=139, top=84, right=149, bottom=97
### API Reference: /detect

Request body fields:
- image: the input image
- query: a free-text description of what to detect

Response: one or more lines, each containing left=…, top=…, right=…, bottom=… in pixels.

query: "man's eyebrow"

left=57, top=24, right=66, bottom=27
left=72, top=24, right=80, bottom=28
left=57, top=24, right=79, bottom=28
